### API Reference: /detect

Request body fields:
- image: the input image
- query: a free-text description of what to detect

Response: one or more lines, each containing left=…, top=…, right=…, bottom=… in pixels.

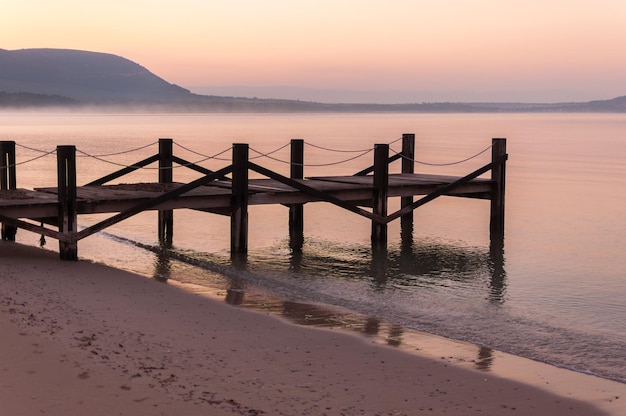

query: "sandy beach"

left=1, top=241, right=624, bottom=415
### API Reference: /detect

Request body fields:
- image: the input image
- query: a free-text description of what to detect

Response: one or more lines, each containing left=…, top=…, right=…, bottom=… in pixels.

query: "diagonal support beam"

left=74, top=165, right=233, bottom=242
left=248, top=161, right=387, bottom=224
left=0, top=215, right=71, bottom=242
left=384, top=155, right=508, bottom=224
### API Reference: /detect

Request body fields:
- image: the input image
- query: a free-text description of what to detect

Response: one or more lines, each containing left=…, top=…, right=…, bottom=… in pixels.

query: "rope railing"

left=249, top=146, right=373, bottom=167
left=75, top=149, right=163, bottom=170
left=7, top=150, right=57, bottom=168
left=173, top=142, right=232, bottom=161
left=304, top=141, right=372, bottom=153
left=75, top=141, right=159, bottom=158
left=390, top=143, right=494, bottom=167
left=4, top=138, right=494, bottom=172
left=15, top=141, right=160, bottom=158
left=15, top=143, right=57, bottom=154
left=75, top=145, right=232, bottom=171
left=248, top=142, right=291, bottom=160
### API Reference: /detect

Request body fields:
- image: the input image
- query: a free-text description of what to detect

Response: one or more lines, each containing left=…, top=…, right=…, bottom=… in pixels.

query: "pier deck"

left=0, top=173, right=493, bottom=218
left=1, top=135, right=506, bottom=260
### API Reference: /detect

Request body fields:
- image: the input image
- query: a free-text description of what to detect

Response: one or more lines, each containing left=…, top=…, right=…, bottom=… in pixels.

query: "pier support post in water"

left=57, top=145, right=78, bottom=260
left=371, top=144, right=389, bottom=247
left=490, top=138, right=507, bottom=241
left=289, top=139, right=304, bottom=251
left=158, top=138, right=174, bottom=246
left=400, top=134, right=415, bottom=244
left=231, top=143, right=249, bottom=257
left=1, top=141, right=17, bottom=241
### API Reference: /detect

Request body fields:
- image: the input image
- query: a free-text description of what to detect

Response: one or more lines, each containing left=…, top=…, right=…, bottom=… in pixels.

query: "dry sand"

left=1, top=241, right=624, bottom=415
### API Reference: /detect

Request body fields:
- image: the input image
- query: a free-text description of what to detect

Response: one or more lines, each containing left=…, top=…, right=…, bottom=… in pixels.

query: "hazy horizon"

left=190, top=85, right=619, bottom=104
left=4, top=1, right=626, bottom=104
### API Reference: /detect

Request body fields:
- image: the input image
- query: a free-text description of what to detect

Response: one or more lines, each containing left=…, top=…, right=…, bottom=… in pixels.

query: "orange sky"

left=3, top=1, right=626, bottom=102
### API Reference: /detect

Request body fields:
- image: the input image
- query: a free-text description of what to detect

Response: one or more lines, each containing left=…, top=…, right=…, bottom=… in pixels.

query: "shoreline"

left=1, top=241, right=624, bottom=415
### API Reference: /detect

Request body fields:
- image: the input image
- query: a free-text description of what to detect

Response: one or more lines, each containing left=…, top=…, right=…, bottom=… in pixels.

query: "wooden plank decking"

left=0, top=173, right=493, bottom=220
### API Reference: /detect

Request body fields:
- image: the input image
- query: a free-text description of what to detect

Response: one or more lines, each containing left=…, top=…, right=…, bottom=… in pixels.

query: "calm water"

left=2, top=112, right=625, bottom=382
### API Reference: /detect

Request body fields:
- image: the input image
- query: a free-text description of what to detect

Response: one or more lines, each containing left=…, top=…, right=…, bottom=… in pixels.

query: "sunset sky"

left=3, top=1, right=626, bottom=103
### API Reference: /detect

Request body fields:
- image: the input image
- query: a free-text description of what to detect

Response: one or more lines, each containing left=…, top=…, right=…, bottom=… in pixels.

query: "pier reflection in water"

left=148, top=234, right=506, bottom=372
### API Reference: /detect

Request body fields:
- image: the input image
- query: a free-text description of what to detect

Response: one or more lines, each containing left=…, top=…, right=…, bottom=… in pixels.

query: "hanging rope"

left=249, top=142, right=291, bottom=160
left=174, top=142, right=232, bottom=161
left=15, top=143, right=56, bottom=154
left=75, top=141, right=159, bottom=157
left=8, top=138, right=493, bottom=172
left=75, top=149, right=160, bottom=169
left=390, top=143, right=494, bottom=167
left=304, top=149, right=373, bottom=167
left=304, top=141, right=372, bottom=153
left=248, top=143, right=372, bottom=167
left=4, top=150, right=57, bottom=168
left=303, top=136, right=402, bottom=154
left=75, top=146, right=232, bottom=171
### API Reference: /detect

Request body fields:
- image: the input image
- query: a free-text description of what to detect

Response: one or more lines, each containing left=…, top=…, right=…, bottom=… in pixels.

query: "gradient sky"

left=3, top=1, right=626, bottom=103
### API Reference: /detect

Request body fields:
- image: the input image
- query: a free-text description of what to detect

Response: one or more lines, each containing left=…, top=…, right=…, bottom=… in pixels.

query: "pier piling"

left=400, top=134, right=415, bottom=243
left=289, top=139, right=304, bottom=251
left=57, top=145, right=78, bottom=260
left=371, top=144, right=389, bottom=246
left=1, top=141, right=17, bottom=241
left=490, top=138, right=506, bottom=240
left=158, top=138, right=174, bottom=246
left=231, top=144, right=249, bottom=256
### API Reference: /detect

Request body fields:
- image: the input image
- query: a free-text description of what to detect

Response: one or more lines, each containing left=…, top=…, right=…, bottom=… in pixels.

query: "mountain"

left=0, top=48, right=191, bottom=102
left=0, top=48, right=624, bottom=112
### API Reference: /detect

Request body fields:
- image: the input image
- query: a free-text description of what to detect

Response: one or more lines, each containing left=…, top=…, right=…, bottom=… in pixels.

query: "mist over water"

left=3, top=112, right=625, bottom=382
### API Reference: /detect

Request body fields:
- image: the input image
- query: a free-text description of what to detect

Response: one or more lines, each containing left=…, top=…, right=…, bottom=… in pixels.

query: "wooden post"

left=1, top=141, right=18, bottom=241
left=158, top=138, right=174, bottom=246
left=289, top=139, right=304, bottom=251
left=400, top=134, right=415, bottom=244
left=490, top=138, right=506, bottom=240
left=231, top=143, right=249, bottom=256
left=371, top=144, right=389, bottom=247
left=488, top=237, right=506, bottom=303
left=57, top=145, right=78, bottom=260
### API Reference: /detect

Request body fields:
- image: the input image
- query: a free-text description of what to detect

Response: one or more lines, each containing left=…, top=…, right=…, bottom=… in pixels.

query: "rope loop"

left=249, top=142, right=291, bottom=160
left=249, top=142, right=372, bottom=167
left=304, top=149, right=373, bottom=167
left=8, top=149, right=57, bottom=167
left=4, top=148, right=57, bottom=168
left=304, top=141, right=371, bottom=153
left=76, top=141, right=158, bottom=158
left=174, top=142, right=232, bottom=161
left=75, top=149, right=160, bottom=169
left=390, top=143, right=493, bottom=166
left=75, top=143, right=233, bottom=170
left=15, top=143, right=56, bottom=154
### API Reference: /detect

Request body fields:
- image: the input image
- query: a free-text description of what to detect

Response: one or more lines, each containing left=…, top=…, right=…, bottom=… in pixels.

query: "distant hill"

left=0, top=48, right=191, bottom=102
left=0, top=48, right=624, bottom=112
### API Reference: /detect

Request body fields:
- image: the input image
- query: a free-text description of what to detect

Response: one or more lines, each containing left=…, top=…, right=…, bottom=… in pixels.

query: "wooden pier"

left=0, top=135, right=507, bottom=260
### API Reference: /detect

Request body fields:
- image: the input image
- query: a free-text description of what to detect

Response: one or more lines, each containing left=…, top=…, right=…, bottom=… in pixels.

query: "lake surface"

left=2, top=112, right=625, bottom=382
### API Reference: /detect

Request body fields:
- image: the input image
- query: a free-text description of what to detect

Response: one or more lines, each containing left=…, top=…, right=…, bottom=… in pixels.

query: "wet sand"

left=1, top=242, right=624, bottom=415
